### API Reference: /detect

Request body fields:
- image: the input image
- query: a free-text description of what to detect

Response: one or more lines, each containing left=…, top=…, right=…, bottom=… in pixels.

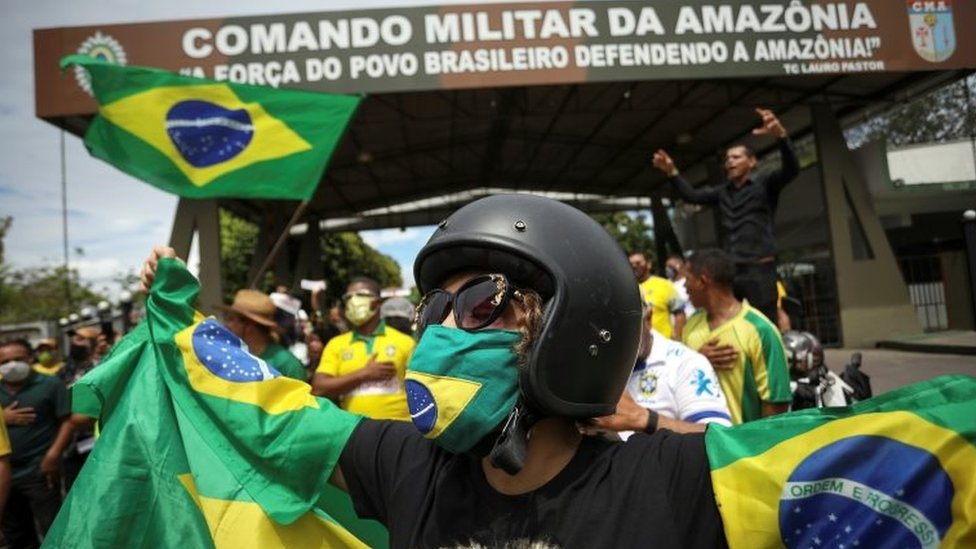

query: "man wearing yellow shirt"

left=312, top=276, right=415, bottom=421
left=31, top=339, right=64, bottom=377
left=629, top=251, right=687, bottom=340
left=680, top=248, right=791, bottom=424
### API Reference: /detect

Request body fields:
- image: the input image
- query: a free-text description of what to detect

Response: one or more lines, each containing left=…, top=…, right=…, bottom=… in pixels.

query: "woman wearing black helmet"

left=142, top=194, right=726, bottom=548
left=335, top=194, right=725, bottom=548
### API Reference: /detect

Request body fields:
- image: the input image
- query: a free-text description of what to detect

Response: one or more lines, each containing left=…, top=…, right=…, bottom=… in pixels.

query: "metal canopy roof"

left=50, top=69, right=969, bottom=231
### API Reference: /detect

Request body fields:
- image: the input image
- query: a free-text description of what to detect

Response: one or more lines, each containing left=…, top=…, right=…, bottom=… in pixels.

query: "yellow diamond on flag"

left=101, top=84, right=311, bottom=187
left=405, top=370, right=482, bottom=439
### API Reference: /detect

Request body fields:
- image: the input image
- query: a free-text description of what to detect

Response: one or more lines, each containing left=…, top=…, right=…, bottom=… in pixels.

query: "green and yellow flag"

left=707, top=375, right=976, bottom=548
left=43, top=257, right=387, bottom=548
left=59, top=55, right=360, bottom=200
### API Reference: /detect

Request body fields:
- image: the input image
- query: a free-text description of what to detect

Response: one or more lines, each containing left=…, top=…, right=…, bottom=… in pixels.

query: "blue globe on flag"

left=779, top=435, right=953, bottom=549
left=166, top=100, right=254, bottom=168
left=405, top=379, right=437, bottom=434
left=191, top=319, right=280, bottom=382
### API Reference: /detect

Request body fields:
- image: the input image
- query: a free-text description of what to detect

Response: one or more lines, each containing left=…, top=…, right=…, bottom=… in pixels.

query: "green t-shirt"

left=260, top=343, right=307, bottom=381
left=0, top=372, right=70, bottom=480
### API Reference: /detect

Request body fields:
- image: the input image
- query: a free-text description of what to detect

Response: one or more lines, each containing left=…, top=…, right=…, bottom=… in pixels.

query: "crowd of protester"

left=0, top=107, right=809, bottom=548
left=0, top=272, right=425, bottom=547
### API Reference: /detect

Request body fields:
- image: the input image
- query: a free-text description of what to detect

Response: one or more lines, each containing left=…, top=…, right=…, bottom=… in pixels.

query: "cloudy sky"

left=1, top=0, right=519, bottom=298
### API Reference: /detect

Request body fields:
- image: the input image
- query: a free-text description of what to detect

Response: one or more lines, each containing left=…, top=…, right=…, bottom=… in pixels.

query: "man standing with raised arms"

left=651, top=108, right=799, bottom=324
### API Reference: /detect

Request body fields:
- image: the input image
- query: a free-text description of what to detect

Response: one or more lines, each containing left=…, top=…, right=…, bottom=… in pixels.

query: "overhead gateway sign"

left=34, top=0, right=976, bottom=117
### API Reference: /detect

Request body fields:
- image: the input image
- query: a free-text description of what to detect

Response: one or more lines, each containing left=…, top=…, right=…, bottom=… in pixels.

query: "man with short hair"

left=0, top=339, right=73, bottom=548
left=311, top=277, right=414, bottom=421
left=215, top=289, right=307, bottom=381
left=652, top=108, right=799, bottom=323
left=59, top=326, right=100, bottom=387
left=680, top=249, right=791, bottom=424
left=629, top=251, right=686, bottom=340
left=53, top=327, right=104, bottom=492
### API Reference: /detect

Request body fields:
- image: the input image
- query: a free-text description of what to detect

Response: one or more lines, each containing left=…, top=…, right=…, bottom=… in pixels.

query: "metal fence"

left=780, top=258, right=842, bottom=346
left=897, top=255, right=949, bottom=332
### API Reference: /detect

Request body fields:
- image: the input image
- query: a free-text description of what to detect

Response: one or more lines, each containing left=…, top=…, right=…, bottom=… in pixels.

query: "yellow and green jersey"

left=682, top=301, right=791, bottom=424
left=0, top=405, right=10, bottom=457
left=33, top=361, right=65, bottom=377
left=316, top=322, right=415, bottom=421
left=639, top=276, right=686, bottom=339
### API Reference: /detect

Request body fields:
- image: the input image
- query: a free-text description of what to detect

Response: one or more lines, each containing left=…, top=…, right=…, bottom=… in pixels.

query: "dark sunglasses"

left=415, top=274, right=523, bottom=338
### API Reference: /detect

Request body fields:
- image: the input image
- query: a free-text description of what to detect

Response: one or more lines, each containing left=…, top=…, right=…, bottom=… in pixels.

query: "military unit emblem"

left=74, top=31, right=127, bottom=95
left=908, top=0, right=956, bottom=63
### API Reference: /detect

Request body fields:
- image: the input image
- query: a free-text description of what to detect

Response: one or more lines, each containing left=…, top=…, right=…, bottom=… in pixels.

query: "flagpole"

left=248, top=199, right=312, bottom=289
left=61, top=130, right=73, bottom=308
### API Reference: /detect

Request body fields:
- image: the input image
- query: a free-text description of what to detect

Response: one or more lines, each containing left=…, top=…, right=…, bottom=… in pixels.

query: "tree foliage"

left=0, top=264, right=108, bottom=324
left=219, top=209, right=262, bottom=303
left=591, top=212, right=656, bottom=260
left=0, top=217, right=102, bottom=323
left=219, top=209, right=402, bottom=308
left=318, top=232, right=402, bottom=306
left=846, top=74, right=976, bottom=149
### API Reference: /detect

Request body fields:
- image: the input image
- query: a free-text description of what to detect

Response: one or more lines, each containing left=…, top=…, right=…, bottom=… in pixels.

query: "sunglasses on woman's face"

left=415, top=274, right=523, bottom=338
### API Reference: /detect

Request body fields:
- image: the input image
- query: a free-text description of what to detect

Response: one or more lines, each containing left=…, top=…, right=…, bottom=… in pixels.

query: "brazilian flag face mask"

left=405, top=325, right=522, bottom=453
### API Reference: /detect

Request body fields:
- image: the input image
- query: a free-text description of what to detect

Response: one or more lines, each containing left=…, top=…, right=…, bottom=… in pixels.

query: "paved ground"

left=877, top=330, right=976, bottom=356
left=824, top=348, right=976, bottom=395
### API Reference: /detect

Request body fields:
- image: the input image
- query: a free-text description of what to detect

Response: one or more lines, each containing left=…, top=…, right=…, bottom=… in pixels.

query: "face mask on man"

left=0, top=360, right=32, bottom=383
left=344, top=295, right=377, bottom=327
left=69, top=343, right=92, bottom=361
left=36, top=350, right=55, bottom=366
left=404, top=325, right=522, bottom=454
left=665, top=267, right=677, bottom=280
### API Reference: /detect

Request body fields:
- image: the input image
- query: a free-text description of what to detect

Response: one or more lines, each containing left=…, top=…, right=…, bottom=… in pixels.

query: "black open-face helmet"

left=414, top=194, right=642, bottom=419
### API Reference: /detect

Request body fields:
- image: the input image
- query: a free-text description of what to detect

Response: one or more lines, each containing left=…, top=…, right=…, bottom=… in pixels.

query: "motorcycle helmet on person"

left=782, top=330, right=872, bottom=409
left=782, top=330, right=825, bottom=375
left=408, top=194, right=643, bottom=473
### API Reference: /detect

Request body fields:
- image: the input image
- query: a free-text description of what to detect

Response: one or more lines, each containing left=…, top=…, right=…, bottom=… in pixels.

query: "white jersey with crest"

left=627, top=330, right=732, bottom=426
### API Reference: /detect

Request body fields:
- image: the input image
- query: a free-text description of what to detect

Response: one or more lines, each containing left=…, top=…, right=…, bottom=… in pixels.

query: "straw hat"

left=36, top=337, right=59, bottom=349
left=214, top=289, right=277, bottom=328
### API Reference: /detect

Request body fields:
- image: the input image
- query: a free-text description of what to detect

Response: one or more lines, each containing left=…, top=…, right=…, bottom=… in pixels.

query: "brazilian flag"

left=59, top=55, right=360, bottom=200
left=707, top=375, right=976, bottom=548
left=43, top=257, right=387, bottom=548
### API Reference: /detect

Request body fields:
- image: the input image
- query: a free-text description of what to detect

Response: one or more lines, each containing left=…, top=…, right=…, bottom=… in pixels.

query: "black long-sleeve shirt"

left=669, top=138, right=800, bottom=263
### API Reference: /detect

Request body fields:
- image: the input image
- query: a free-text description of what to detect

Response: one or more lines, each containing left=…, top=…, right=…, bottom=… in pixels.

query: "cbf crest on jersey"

left=707, top=375, right=976, bottom=548
left=908, top=0, right=956, bottom=63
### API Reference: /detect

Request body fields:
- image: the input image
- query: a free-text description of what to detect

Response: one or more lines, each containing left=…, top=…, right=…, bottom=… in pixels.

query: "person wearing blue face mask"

left=140, top=195, right=727, bottom=549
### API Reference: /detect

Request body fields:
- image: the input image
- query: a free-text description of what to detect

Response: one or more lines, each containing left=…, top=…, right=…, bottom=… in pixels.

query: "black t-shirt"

left=340, top=420, right=727, bottom=549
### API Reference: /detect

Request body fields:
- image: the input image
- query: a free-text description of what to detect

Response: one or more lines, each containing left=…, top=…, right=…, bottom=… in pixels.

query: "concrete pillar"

left=941, top=249, right=975, bottom=330
left=811, top=104, right=920, bottom=346
left=168, top=198, right=223, bottom=316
